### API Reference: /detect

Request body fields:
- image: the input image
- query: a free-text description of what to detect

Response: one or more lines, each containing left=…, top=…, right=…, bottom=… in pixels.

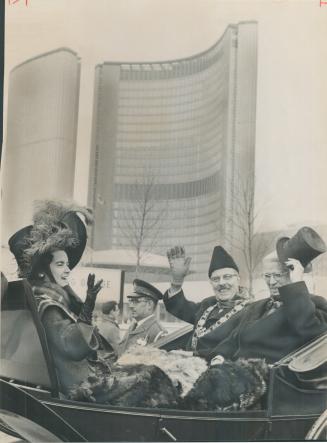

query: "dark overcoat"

left=200, top=281, right=327, bottom=363
left=164, top=281, right=327, bottom=363
left=33, top=281, right=111, bottom=394
left=163, top=290, right=248, bottom=356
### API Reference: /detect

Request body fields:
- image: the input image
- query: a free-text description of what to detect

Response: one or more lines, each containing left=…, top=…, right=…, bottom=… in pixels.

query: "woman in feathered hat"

left=8, top=200, right=179, bottom=407
left=8, top=201, right=113, bottom=390
left=8, top=201, right=269, bottom=411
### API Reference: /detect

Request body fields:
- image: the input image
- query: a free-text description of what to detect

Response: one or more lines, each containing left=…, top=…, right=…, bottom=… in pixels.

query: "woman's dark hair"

left=102, top=301, right=118, bottom=316
left=29, top=252, right=52, bottom=280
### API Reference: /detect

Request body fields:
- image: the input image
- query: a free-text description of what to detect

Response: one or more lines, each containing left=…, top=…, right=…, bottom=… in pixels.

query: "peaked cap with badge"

left=128, top=279, right=163, bottom=303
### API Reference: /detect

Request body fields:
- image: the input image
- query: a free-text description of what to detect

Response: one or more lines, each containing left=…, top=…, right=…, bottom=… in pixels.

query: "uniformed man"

left=119, top=279, right=167, bottom=354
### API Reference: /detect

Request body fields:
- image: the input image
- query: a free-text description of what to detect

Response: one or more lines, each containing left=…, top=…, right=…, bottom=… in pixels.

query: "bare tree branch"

left=116, top=169, right=168, bottom=277
left=227, top=172, right=271, bottom=298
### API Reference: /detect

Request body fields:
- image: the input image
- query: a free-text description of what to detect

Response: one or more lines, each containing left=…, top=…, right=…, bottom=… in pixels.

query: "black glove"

left=78, top=273, right=103, bottom=324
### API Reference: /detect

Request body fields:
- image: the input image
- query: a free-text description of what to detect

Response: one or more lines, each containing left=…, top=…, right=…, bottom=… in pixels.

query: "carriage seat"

left=154, top=323, right=193, bottom=351
left=0, top=277, right=59, bottom=396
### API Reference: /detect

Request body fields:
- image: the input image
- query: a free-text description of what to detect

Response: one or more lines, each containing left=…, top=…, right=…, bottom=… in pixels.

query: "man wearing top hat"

left=119, top=279, right=167, bottom=354
left=163, top=245, right=251, bottom=359
left=207, top=227, right=327, bottom=365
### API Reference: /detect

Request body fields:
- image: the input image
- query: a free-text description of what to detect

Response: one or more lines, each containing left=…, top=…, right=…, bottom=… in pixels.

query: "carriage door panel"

left=156, top=415, right=267, bottom=441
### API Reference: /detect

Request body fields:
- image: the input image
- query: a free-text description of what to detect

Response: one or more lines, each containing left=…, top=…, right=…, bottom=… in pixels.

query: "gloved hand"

left=167, top=246, right=192, bottom=287
left=210, top=355, right=225, bottom=367
left=283, top=258, right=304, bottom=284
left=78, top=274, right=103, bottom=324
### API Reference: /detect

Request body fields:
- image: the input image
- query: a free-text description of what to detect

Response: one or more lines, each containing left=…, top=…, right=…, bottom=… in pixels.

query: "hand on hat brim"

left=284, top=258, right=304, bottom=284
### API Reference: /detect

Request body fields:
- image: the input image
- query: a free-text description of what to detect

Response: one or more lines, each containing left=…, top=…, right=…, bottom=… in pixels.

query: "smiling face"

left=262, top=258, right=289, bottom=298
left=49, top=250, right=70, bottom=287
left=210, top=268, right=240, bottom=301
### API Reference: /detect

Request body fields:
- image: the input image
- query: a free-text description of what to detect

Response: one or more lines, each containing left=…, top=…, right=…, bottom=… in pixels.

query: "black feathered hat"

left=208, top=246, right=239, bottom=278
left=8, top=200, right=93, bottom=278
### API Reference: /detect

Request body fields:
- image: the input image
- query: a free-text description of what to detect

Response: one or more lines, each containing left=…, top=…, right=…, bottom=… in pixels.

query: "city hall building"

left=88, top=22, right=257, bottom=280
left=2, top=48, right=81, bottom=242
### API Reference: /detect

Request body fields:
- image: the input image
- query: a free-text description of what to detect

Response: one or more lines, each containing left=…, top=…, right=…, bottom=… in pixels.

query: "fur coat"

left=33, top=280, right=108, bottom=394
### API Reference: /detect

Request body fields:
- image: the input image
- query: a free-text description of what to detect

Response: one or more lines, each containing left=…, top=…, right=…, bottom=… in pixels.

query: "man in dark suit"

left=208, top=245, right=327, bottom=365
left=163, top=245, right=250, bottom=358
left=119, top=279, right=167, bottom=354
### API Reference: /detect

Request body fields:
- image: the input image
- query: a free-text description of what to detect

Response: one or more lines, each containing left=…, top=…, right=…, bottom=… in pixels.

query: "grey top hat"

left=276, top=226, right=326, bottom=272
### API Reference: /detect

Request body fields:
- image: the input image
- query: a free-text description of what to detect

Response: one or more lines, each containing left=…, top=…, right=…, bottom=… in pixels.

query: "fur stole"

left=33, top=281, right=79, bottom=320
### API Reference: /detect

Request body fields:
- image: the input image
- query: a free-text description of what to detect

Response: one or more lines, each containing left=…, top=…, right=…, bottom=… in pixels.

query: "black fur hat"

left=8, top=200, right=93, bottom=278
left=208, top=246, right=239, bottom=278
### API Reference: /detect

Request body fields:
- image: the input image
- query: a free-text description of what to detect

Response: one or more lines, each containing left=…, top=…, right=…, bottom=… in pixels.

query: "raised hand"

left=210, top=355, right=225, bottom=367
left=79, top=273, right=103, bottom=324
left=167, top=246, right=192, bottom=286
left=284, top=258, right=304, bottom=284
left=87, top=273, right=103, bottom=299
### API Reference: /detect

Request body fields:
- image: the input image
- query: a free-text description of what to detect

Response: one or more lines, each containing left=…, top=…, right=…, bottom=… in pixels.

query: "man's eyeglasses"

left=263, top=272, right=288, bottom=281
left=210, top=274, right=238, bottom=283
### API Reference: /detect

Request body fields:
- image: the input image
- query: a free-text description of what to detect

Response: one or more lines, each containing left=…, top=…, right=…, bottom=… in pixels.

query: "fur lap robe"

left=117, top=347, right=208, bottom=397
left=68, top=364, right=180, bottom=408
left=180, top=359, right=269, bottom=411
left=69, top=347, right=207, bottom=407
left=69, top=348, right=268, bottom=411
left=118, top=348, right=268, bottom=411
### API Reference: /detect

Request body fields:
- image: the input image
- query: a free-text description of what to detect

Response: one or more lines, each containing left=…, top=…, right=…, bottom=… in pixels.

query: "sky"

left=3, top=0, right=327, bottom=232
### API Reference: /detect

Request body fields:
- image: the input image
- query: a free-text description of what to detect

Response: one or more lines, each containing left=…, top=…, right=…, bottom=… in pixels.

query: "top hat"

left=276, top=226, right=326, bottom=272
left=128, top=279, right=163, bottom=303
left=208, top=246, right=239, bottom=278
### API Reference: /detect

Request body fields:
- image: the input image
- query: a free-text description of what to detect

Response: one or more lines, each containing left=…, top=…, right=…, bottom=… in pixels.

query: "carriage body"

left=1, top=278, right=326, bottom=442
